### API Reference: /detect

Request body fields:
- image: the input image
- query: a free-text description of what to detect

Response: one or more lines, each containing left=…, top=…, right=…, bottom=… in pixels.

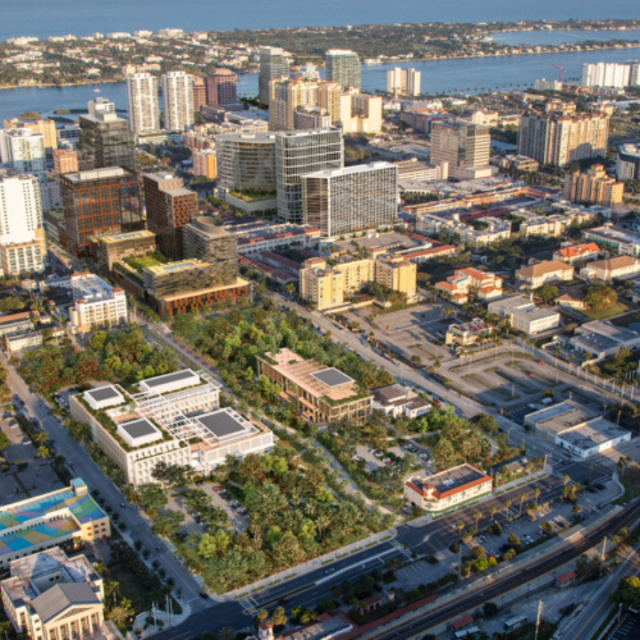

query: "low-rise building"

left=488, top=295, right=561, bottom=335
left=69, top=273, right=128, bottom=333
left=0, top=312, right=33, bottom=337
left=1, top=548, right=109, bottom=640
left=524, top=400, right=631, bottom=458
left=580, top=256, right=640, bottom=282
left=5, top=331, right=42, bottom=352
left=569, top=320, right=640, bottom=360
left=518, top=214, right=568, bottom=238
left=404, top=464, right=493, bottom=512
left=70, top=369, right=274, bottom=484
left=417, top=212, right=511, bottom=247
left=235, top=224, right=321, bottom=255
left=436, top=268, right=502, bottom=304
left=445, top=318, right=493, bottom=346
left=0, top=479, right=109, bottom=567
left=553, top=242, right=601, bottom=264
left=371, top=384, right=431, bottom=418
left=515, top=260, right=574, bottom=289
left=498, top=155, right=540, bottom=172
left=583, top=225, right=640, bottom=257
left=256, top=348, right=372, bottom=426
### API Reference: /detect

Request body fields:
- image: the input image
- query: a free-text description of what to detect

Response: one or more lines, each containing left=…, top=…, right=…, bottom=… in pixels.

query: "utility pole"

left=535, top=600, right=543, bottom=640
left=601, top=536, right=607, bottom=576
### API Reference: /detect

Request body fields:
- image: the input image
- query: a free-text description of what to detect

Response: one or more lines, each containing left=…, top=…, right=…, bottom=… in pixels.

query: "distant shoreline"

left=1, top=40, right=638, bottom=93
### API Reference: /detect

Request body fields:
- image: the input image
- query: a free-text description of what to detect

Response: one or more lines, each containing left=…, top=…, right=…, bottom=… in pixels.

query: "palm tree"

left=34, top=431, right=48, bottom=446
left=534, top=488, right=541, bottom=506
left=519, top=493, right=526, bottom=517
left=37, top=445, right=51, bottom=461
left=457, top=521, right=465, bottom=539
left=315, top=514, right=331, bottom=540
left=562, top=474, right=570, bottom=488
left=490, top=506, right=497, bottom=522
left=474, top=510, right=481, bottom=530
left=218, top=627, right=237, bottom=640
left=504, top=499, right=512, bottom=520
left=108, top=598, right=134, bottom=627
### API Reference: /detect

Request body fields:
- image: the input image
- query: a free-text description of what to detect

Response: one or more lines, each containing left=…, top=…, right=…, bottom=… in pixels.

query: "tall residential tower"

left=325, top=50, right=361, bottom=89
left=126, top=72, right=160, bottom=135
left=258, top=46, right=290, bottom=107
left=162, top=71, right=195, bottom=132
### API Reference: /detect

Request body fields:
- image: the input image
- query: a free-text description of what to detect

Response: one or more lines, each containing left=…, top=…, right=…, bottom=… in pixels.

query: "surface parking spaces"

left=611, top=613, right=640, bottom=640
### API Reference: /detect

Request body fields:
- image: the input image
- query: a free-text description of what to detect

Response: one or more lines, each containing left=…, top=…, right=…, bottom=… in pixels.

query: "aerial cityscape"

left=3, top=7, right=640, bottom=640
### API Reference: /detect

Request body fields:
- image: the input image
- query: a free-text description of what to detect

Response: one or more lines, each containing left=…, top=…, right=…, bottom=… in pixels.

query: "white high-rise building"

left=0, top=128, right=46, bottom=177
left=126, top=72, right=160, bottom=134
left=0, top=170, right=46, bottom=275
left=162, top=71, right=194, bottom=132
left=387, top=67, right=421, bottom=97
left=581, top=62, right=634, bottom=88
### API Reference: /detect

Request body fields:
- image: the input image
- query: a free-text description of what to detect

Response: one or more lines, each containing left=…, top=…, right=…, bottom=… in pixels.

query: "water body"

left=1, top=0, right=639, bottom=41
left=490, top=29, right=640, bottom=46
left=3, top=46, right=639, bottom=124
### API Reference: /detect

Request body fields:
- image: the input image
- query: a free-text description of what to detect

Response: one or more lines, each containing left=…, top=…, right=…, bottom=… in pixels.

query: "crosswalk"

left=392, top=541, right=412, bottom=559
left=238, top=595, right=258, bottom=614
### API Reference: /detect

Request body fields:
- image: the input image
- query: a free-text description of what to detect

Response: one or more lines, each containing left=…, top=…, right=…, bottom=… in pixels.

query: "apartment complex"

left=515, top=260, right=574, bottom=288
left=162, top=71, right=194, bottom=131
left=417, top=213, right=511, bottom=247
left=404, top=464, right=493, bottom=513
left=69, top=273, right=128, bottom=332
left=52, top=149, right=78, bottom=174
left=143, top=172, right=197, bottom=260
left=3, top=116, right=57, bottom=153
left=126, top=72, right=160, bottom=134
left=192, top=76, right=207, bottom=112
left=205, top=68, right=238, bottom=106
left=1, top=548, right=107, bottom=640
left=518, top=110, right=610, bottom=167
left=0, top=128, right=46, bottom=177
left=302, top=162, right=398, bottom=237
left=192, top=149, right=217, bottom=179
left=563, top=164, right=624, bottom=209
left=488, top=295, right=561, bottom=335
left=430, top=121, right=490, bottom=170
left=616, top=143, right=640, bottom=181
left=257, top=348, right=373, bottom=425
left=325, top=49, right=361, bottom=89
left=581, top=61, right=640, bottom=88
left=215, top=132, right=277, bottom=192
left=275, top=128, right=344, bottom=223
left=76, top=105, right=136, bottom=173
left=299, top=255, right=416, bottom=310
left=70, top=369, right=274, bottom=484
left=60, top=167, right=143, bottom=257
left=0, top=171, right=46, bottom=276
left=0, top=479, right=109, bottom=567
left=387, top=67, right=421, bottom=97
left=258, top=46, right=290, bottom=107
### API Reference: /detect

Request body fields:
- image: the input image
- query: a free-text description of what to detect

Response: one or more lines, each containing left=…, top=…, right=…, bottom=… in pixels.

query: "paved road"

left=0, top=352, right=212, bottom=617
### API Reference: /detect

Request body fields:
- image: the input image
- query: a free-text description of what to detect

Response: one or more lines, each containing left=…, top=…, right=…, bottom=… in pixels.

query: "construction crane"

left=550, top=64, right=566, bottom=82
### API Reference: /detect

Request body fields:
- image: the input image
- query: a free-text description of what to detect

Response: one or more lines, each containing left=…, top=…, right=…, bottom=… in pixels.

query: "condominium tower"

left=216, top=132, right=277, bottom=192
left=3, top=116, right=57, bottom=153
left=126, top=72, right=160, bottom=134
left=0, top=171, right=45, bottom=275
left=325, top=49, right=361, bottom=89
left=162, top=71, right=194, bottom=131
left=275, top=128, right=344, bottom=223
left=563, top=164, right=624, bottom=209
left=431, top=121, right=490, bottom=169
left=518, top=110, right=610, bottom=167
left=0, top=128, right=46, bottom=177
left=143, top=172, right=198, bottom=260
left=258, top=46, right=290, bottom=107
left=302, top=162, right=398, bottom=237
left=206, top=69, right=238, bottom=106
left=387, top=67, right=421, bottom=97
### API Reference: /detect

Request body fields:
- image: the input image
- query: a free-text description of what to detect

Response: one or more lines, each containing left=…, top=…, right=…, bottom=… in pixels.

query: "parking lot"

left=354, top=441, right=433, bottom=475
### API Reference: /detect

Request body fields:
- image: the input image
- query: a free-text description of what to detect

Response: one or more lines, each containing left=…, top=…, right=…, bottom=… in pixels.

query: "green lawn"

left=125, top=255, right=163, bottom=272
left=582, top=301, right=632, bottom=320
left=104, top=563, right=150, bottom=609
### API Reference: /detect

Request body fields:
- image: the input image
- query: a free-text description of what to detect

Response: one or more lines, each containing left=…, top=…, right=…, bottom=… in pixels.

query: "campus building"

left=552, top=242, right=600, bottom=264
left=569, top=320, right=640, bottom=360
left=404, top=464, right=493, bottom=512
left=515, top=260, right=574, bottom=288
left=60, top=167, right=143, bottom=257
left=69, top=273, right=128, bottom=333
left=256, top=348, right=373, bottom=426
left=1, top=548, right=109, bottom=640
left=0, top=479, right=110, bottom=567
left=583, top=225, right=640, bottom=257
left=70, top=370, right=274, bottom=484
left=488, top=296, right=560, bottom=335
left=302, top=162, right=398, bottom=237
left=524, top=401, right=631, bottom=458
left=580, top=256, right=640, bottom=282
left=143, top=172, right=197, bottom=260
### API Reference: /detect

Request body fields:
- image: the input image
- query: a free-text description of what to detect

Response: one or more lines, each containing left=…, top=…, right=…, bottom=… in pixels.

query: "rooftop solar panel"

left=197, top=410, right=248, bottom=439
left=120, top=418, right=159, bottom=440
left=86, top=386, right=120, bottom=402
left=144, top=370, right=196, bottom=388
left=311, top=368, right=353, bottom=388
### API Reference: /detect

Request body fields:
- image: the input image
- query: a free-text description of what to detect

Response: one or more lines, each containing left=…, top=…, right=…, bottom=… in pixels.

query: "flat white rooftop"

left=139, top=369, right=202, bottom=395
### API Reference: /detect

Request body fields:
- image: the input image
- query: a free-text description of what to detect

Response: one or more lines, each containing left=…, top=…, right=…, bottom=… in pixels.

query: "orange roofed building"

left=553, top=242, right=600, bottom=264
left=404, top=464, right=493, bottom=512
left=435, top=267, right=503, bottom=305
